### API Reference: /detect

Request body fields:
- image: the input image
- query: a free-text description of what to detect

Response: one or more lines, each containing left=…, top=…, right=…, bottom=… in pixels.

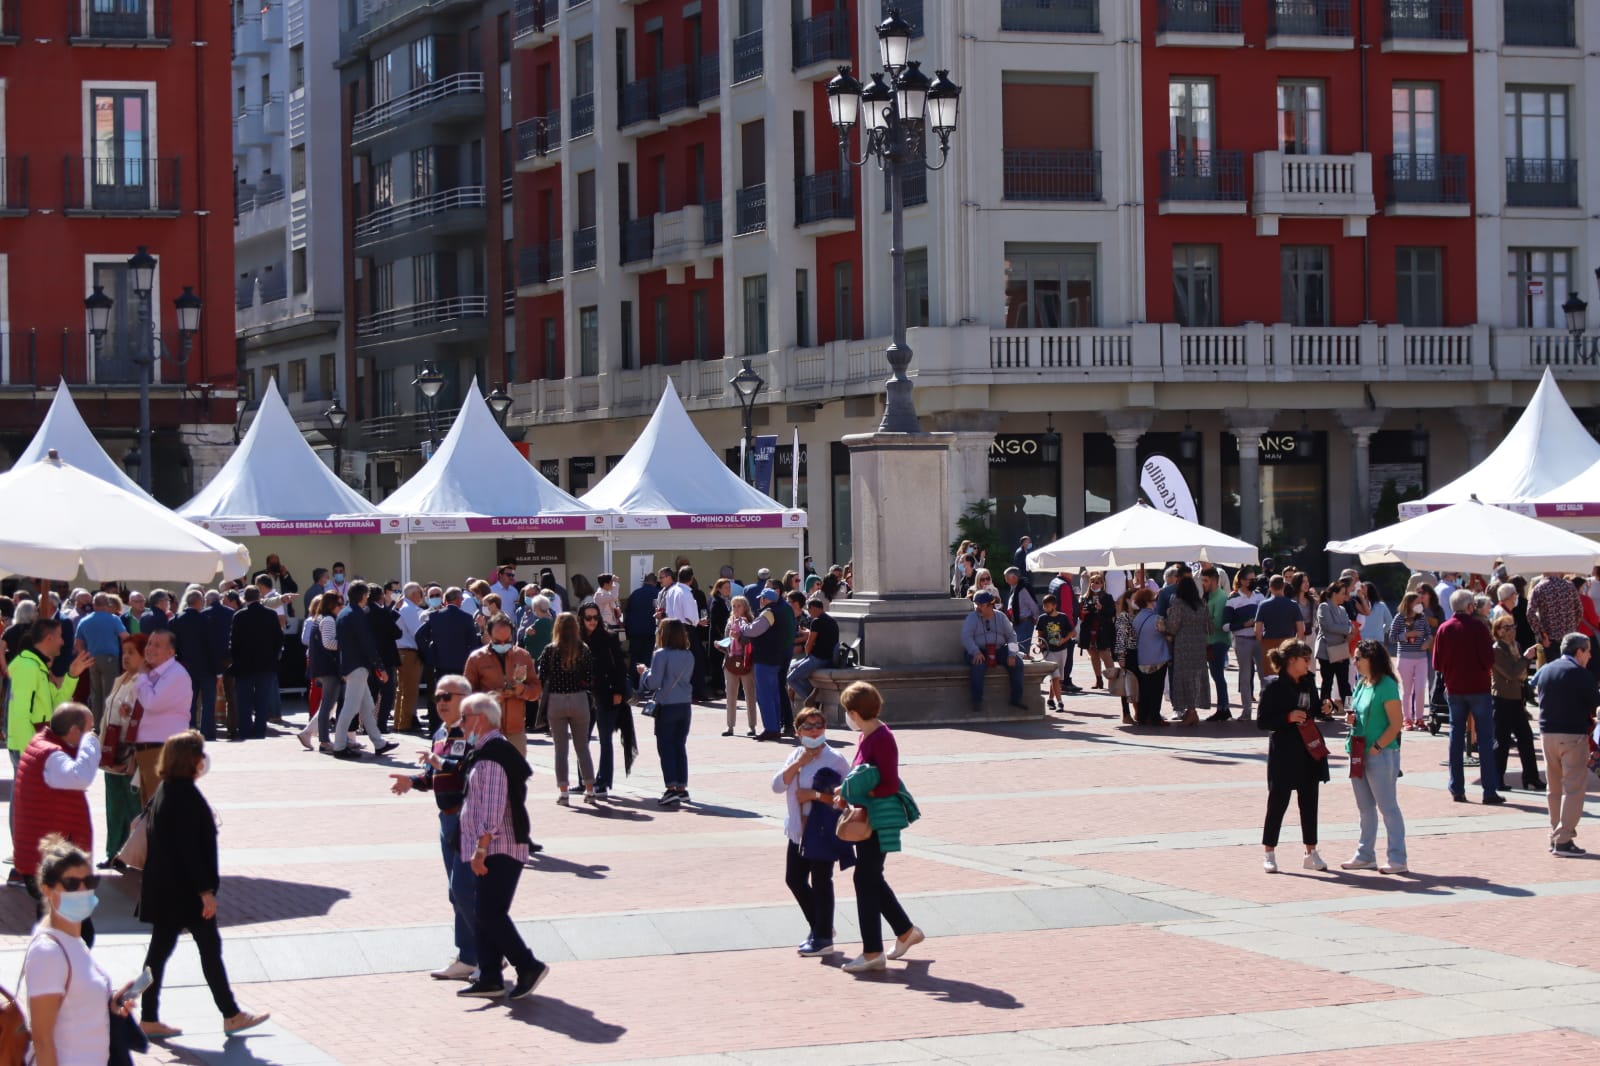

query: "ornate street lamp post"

left=729, top=359, right=765, bottom=483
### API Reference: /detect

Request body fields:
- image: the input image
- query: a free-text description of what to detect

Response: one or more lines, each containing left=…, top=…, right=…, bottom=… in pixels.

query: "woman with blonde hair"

left=637, top=619, right=696, bottom=806
left=722, top=594, right=758, bottom=737
left=1388, top=590, right=1432, bottom=730
left=536, top=611, right=596, bottom=804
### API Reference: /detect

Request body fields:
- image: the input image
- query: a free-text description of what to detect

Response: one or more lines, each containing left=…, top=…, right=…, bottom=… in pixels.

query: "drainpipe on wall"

left=1357, top=0, right=1371, bottom=323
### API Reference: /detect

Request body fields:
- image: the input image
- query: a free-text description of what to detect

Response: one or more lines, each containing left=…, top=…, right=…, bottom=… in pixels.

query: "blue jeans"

left=186, top=667, right=217, bottom=741
left=439, top=811, right=478, bottom=966
left=653, top=702, right=692, bottom=788
left=1351, top=745, right=1407, bottom=866
left=1014, top=620, right=1035, bottom=649
left=753, top=664, right=782, bottom=733
left=234, top=672, right=280, bottom=740
left=1446, top=693, right=1499, bottom=797
left=1207, top=644, right=1231, bottom=715
left=786, top=655, right=827, bottom=703
left=968, top=649, right=1024, bottom=705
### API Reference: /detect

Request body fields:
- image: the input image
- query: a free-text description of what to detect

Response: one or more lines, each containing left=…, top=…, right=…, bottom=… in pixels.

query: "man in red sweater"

left=1433, top=588, right=1504, bottom=804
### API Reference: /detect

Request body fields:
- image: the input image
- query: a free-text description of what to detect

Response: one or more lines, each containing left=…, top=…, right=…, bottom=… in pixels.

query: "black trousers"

left=688, top=630, right=709, bottom=701
left=785, top=840, right=836, bottom=941
left=1135, top=664, right=1168, bottom=725
left=778, top=655, right=794, bottom=731
left=1319, top=658, right=1352, bottom=705
left=853, top=832, right=913, bottom=955
left=1262, top=782, right=1320, bottom=848
left=1493, top=696, right=1541, bottom=783
left=475, top=854, right=537, bottom=981
left=142, top=916, right=239, bottom=1022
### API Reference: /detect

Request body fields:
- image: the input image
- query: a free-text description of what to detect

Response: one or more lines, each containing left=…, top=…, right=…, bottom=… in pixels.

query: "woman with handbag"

left=1257, top=640, right=1332, bottom=874
left=637, top=619, right=696, bottom=807
left=137, top=731, right=269, bottom=1039
left=722, top=596, right=757, bottom=737
left=772, top=706, right=851, bottom=956
left=1163, top=577, right=1212, bottom=727
left=1340, top=640, right=1408, bottom=874
left=98, top=633, right=147, bottom=871
left=1312, top=582, right=1354, bottom=706
left=22, top=834, right=139, bottom=1066
left=1490, top=615, right=1544, bottom=792
left=580, top=603, right=632, bottom=799
left=1077, top=572, right=1116, bottom=689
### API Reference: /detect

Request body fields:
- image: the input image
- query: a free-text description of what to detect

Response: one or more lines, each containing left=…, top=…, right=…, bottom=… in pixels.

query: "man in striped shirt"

left=455, top=693, right=548, bottom=1001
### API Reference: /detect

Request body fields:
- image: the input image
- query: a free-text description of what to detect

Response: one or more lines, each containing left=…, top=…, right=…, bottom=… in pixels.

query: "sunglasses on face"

left=797, top=720, right=826, bottom=731
left=57, top=874, right=101, bottom=892
left=435, top=692, right=459, bottom=702
left=581, top=613, right=600, bottom=622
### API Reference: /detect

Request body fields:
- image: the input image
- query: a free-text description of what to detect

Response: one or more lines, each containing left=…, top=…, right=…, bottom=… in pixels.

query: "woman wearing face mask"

left=137, top=730, right=269, bottom=1039
left=1388, top=591, right=1432, bottom=731
left=773, top=707, right=851, bottom=956
left=23, top=834, right=137, bottom=1066
left=99, top=633, right=148, bottom=870
left=518, top=594, right=555, bottom=663
left=1077, top=572, right=1116, bottom=688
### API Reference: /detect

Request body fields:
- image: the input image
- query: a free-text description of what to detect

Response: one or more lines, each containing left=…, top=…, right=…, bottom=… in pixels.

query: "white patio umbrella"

left=1027, top=503, right=1259, bottom=571
left=0, top=450, right=251, bottom=582
left=1326, top=497, right=1600, bottom=574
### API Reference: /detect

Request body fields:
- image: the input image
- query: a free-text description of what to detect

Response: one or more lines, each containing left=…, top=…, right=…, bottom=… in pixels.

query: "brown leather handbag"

left=835, top=806, right=872, bottom=843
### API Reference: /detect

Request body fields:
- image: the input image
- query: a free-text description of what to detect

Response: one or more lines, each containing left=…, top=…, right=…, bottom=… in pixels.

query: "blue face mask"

left=332, top=573, right=346, bottom=585
left=465, top=731, right=479, bottom=746
left=427, top=596, right=443, bottom=609
left=56, top=889, right=98, bottom=923
left=491, top=642, right=513, bottom=655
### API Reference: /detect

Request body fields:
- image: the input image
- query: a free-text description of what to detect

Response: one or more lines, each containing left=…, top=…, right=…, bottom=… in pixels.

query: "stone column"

left=1104, top=409, right=1154, bottom=511
left=924, top=410, right=1003, bottom=547
left=1226, top=409, right=1275, bottom=548
left=1337, top=409, right=1388, bottom=534
left=1455, top=411, right=1492, bottom=468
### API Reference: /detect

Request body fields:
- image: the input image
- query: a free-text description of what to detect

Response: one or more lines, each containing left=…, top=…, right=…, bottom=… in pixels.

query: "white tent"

left=579, top=379, right=806, bottom=557
left=0, top=450, right=250, bottom=582
left=1328, top=497, right=1600, bottom=573
left=1399, top=368, right=1600, bottom=518
left=1027, top=503, right=1258, bottom=570
left=13, top=383, right=154, bottom=501
left=179, top=380, right=389, bottom=536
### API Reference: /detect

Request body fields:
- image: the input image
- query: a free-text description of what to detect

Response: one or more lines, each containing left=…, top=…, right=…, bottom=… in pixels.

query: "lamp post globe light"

left=412, top=361, right=446, bottom=453
left=324, top=396, right=349, bottom=482
left=486, top=381, right=514, bottom=427
left=824, top=9, right=961, bottom=435
left=729, top=358, right=765, bottom=484
left=85, top=248, right=199, bottom=494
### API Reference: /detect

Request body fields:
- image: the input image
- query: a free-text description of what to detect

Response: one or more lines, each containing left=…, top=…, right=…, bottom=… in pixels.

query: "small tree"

left=952, top=498, right=1009, bottom=574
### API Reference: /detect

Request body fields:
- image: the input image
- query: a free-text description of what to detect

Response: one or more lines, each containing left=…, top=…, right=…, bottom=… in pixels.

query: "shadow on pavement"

left=864, top=958, right=1024, bottom=1009
left=504, top=995, right=628, bottom=1042
left=1273, top=869, right=1538, bottom=898
left=526, top=853, right=610, bottom=880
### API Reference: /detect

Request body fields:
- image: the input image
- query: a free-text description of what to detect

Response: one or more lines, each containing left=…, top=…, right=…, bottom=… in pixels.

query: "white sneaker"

left=1379, top=863, right=1409, bottom=874
left=1303, top=849, right=1328, bottom=872
left=429, top=960, right=475, bottom=981
left=1340, top=858, right=1377, bottom=871
left=841, top=953, right=887, bottom=973
left=1262, top=851, right=1278, bottom=873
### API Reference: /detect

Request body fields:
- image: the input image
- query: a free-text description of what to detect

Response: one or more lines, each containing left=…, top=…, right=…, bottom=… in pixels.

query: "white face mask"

left=799, top=732, right=826, bottom=749
left=1413, top=604, right=1425, bottom=615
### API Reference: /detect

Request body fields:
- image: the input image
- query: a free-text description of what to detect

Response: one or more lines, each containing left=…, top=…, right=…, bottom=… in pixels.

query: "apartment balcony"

left=62, top=156, right=181, bottom=217
left=1505, top=158, right=1579, bottom=209
left=1155, top=0, right=1243, bottom=46
left=999, top=0, right=1099, bottom=34
left=513, top=0, right=555, bottom=48
left=620, top=217, right=655, bottom=271
left=262, top=96, right=285, bottom=137
left=1384, top=153, right=1469, bottom=216
left=883, top=162, right=927, bottom=209
left=69, top=0, right=170, bottom=46
left=350, top=72, right=485, bottom=149
left=1266, top=0, right=1353, bottom=49
left=619, top=78, right=662, bottom=135
left=517, top=240, right=564, bottom=296
left=235, top=107, right=270, bottom=148
left=792, top=11, right=851, bottom=79
left=572, top=226, right=597, bottom=271
left=339, top=0, right=483, bottom=57
left=1381, top=0, right=1466, bottom=52
left=570, top=93, right=595, bottom=138
left=657, top=65, right=700, bottom=126
left=795, top=171, right=854, bottom=235
left=1002, top=149, right=1102, bottom=203
left=732, top=30, right=763, bottom=84
left=356, top=406, right=463, bottom=453
left=234, top=267, right=288, bottom=329
left=735, top=184, right=766, bottom=236
left=515, top=112, right=561, bottom=172
left=234, top=13, right=267, bottom=58
left=0, top=157, right=29, bottom=217
left=651, top=204, right=719, bottom=281
left=261, top=2, right=283, bottom=41
left=234, top=175, right=288, bottom=241
left=353, top=186, right=487, bottom=253
left=1158, top=150, right=1245, bottom=214
left=1503, top=0, right=1576, bottom=49
left=355, top=295, right=489, bottom=346
left=1250, top=150, right=1374, bottom=235
left=696, top=54, right=722, bottom=112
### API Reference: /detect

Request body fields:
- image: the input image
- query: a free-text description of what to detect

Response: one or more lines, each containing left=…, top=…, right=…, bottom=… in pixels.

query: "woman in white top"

left=99, top=633, right=148, bottom=869
left=723, top=596, right=757, bottom=737
left=23, top=835, right=134, bottom=1066
left=771, top=707, right=851, bottom=957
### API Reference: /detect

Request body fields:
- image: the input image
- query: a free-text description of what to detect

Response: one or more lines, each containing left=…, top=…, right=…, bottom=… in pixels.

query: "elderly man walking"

left=1433, top=588, right=1504, bottom=805
left=1532, top=633, right=1600, bottom=856
left=11, top=703, right=100, bottom=919
left=135, top=631, right=196, bottom=807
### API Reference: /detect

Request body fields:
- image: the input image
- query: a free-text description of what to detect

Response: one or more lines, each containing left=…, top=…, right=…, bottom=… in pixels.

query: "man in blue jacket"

left=333, top=581, right=395, bottom=760
left=1532, top=633, right=1600, bottom=857
left=171, top=590, right=223, bottom=740
left=229, top=586, right=283, bottom=740
left=201, top=591, right=238, bottom=739
left=416, top=588, right=479, bottom=704
left=623, top=572, right=661, bottom=677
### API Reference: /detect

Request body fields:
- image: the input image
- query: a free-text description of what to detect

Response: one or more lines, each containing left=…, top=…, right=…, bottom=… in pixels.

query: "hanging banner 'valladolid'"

left=1140, top=455, right=1198, bottom=525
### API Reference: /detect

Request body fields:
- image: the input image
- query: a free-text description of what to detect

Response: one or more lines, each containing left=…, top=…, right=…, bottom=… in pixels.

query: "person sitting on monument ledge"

left=961, top=591, right=1026, bottom=711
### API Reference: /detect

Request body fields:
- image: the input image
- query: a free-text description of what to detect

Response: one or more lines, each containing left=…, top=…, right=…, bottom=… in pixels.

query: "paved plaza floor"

left=4, top=662, right=1600, bottom=1065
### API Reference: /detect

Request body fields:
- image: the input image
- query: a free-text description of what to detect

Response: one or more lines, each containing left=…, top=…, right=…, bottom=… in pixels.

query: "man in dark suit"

left=366, top=586, right=402, bottom=733
left=229, top=586, right=283, bottom=740
left=171, top=590, right=223, bottom=740
left=333, top=581, right=393, bottom=759
left=201, top=591, right=238, bottom=739
left=623, top=573, right=660, bottom=678
left=139, top=589, right=173, bottom=636
left=415, top=587, right=478, bottom=732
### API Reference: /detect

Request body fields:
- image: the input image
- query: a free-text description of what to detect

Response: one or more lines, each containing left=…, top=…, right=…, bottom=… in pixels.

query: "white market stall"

left=0, top=451, right=250, bottom=582
left=1399, top=368, right=1600, bottom=519
left=14, top=383, right=156, bottom=501
left=1327, top=497, right=1600, bottom=574
left=1027, top=502, right=1259, bottom=571
left=579, top=380, right=806, bottom=573
left=373, top=380, right=609, bottom=583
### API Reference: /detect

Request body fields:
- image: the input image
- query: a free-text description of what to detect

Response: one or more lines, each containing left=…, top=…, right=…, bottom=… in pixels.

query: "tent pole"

left=796, top=529, right=804, bottom=579
left=602, top=531, right=613, bottom=576
left=399, top=534, right=412, bottom=585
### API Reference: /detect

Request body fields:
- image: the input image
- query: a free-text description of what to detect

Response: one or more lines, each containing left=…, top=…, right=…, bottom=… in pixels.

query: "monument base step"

left=808, top=662, right=1054, bottom=726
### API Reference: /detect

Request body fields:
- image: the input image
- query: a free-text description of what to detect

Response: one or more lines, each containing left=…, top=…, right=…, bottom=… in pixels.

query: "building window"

left=904, top=249, right=929, bottom=328
left=371, top=161, right=392, bottom=209
left=574, top=37, right=595, bottom=96
left=411, top=255, right=435, bottom=303
left=1509, top=247, right=1572, bottom=329
left=620, top=300, right=635, bottom=370
left=1172, top=244, right=1218, bottom=327
left=742, top=275, right=768, bottom=356
left=578, top=306, right=599, bottom=376
left=371, top=51, right=394, bottom=105
left=289, top=45, right=305, bottom=92
left=832, top=261, right=854, bottom=341
left=290, top=145, right=306, bottom=193
left=373, top=262, right=393, bottom=313
left=1280, top=246, right=1329, bottom=326
left=1504, top=86, right=1572, bottom=204
left=830, top=442, right=851, bottom=570
left=1276, top=80, right=1325, bottom=155
left=1169, top=78, right=1214, bottom=156
left=412, top=148, right=435, bottom=199
left=691, top=290, right=708, bottom=360
left=88, top=89, right=151, bottom=210
left=543, top=317, right=559, bottom=379
left=1391, top=83, right=1437, bottom=157
left=654, top=296, right=670, bottom=365
left=1394, top=247, right=1442, bottom=327
left=288, top=359, right=307, bottom=394
left=320, top=353, right=336, bottom=398
left=292, top=248, right=308, bottom=295
left=795, top=269, right=810, bottom=348
left=1004, top=244, right=1098, bottom=328
left=411, top=37, right=435, bottom=86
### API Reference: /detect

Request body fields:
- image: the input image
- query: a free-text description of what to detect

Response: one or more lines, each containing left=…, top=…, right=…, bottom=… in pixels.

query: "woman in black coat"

left=137, top=730, right=269, bottom=1039
left=1257, top=640, right=1332, bottom=876
left=581, top=605, right=635, bottom=797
